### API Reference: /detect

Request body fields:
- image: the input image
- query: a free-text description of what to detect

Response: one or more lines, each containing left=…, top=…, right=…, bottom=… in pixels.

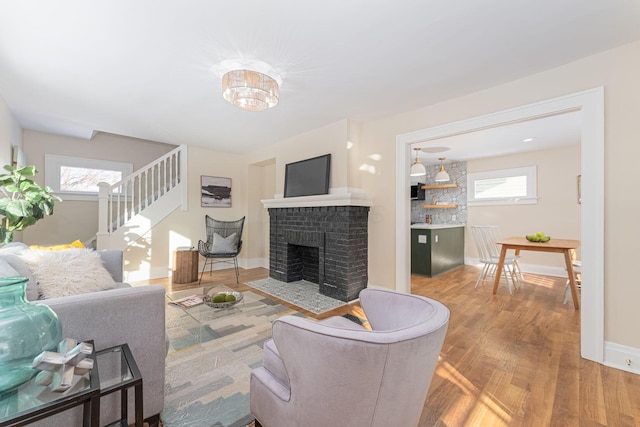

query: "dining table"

left=493, top=237, right=582, bottom=309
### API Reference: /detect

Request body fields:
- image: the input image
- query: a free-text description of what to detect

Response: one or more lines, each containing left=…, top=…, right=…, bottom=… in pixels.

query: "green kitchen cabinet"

left=411, top=226, right=464, bottom=277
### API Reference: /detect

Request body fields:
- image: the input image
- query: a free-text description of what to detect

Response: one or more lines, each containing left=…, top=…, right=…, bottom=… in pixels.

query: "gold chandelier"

left=221, top=69, right=279, bottom=112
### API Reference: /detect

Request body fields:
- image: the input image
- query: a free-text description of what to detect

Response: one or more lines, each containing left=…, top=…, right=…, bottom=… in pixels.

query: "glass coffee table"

left=166, top=284, right=246, bottom=347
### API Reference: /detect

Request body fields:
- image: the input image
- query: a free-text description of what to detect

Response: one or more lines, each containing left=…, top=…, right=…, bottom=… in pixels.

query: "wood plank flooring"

left=134, top=265, right=640, bottom=426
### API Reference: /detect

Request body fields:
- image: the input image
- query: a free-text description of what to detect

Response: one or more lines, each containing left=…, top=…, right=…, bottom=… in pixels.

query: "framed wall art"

left=201, top=176, right=232, bottom=207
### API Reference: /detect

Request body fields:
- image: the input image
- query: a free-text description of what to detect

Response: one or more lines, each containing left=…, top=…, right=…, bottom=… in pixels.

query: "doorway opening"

left=395, top=88, right=604, bottom=363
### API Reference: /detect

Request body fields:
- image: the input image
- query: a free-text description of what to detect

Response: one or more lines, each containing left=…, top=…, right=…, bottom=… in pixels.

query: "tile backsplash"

left=411, top=160, right=467, bottom=225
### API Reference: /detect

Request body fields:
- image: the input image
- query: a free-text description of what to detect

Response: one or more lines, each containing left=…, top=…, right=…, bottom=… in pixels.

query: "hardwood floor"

left=134, top=265, right=640, bottom=426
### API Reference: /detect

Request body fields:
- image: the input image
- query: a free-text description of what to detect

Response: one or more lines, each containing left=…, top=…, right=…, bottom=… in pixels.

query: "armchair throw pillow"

left=211, top=232, right=238, bottom=254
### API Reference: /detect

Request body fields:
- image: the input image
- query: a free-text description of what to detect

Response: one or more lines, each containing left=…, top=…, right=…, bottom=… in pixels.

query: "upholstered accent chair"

left=250, top=288, right=450, bottom=427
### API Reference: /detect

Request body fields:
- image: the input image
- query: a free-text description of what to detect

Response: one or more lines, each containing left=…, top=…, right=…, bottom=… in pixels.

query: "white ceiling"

left=414, top=110, right=582, bottom=164
left=1, top=1, right=639, bottom=153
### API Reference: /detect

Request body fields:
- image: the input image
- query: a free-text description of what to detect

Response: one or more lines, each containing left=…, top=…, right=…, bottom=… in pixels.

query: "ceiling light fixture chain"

left=410, top=147, right=426, bottom=177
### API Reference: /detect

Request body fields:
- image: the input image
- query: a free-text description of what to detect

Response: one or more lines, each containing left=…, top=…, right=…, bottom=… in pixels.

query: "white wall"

left=357, top=40, right=640, bottom=350
left=0, top=95, right=22, bottom=168
left=0, top=95, right=23, bottom=241
left=21, top=130, right=176, bottom=245
left=466, top=144, right=581, bottom=272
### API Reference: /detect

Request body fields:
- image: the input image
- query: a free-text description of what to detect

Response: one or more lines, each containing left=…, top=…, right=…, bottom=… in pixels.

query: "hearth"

left=268, top=205, right=369, bottom=302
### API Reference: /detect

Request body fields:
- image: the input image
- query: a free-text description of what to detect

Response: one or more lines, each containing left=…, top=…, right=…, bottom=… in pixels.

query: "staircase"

left=96, top=145, right=187, bottom=250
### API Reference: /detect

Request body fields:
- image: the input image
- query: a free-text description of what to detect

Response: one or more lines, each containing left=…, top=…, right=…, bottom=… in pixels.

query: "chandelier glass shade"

left=434, top=157, right=450, bottom=182
left=410, top=148, right=426, bottom=177
left=222, top=69, right=279, bottom=112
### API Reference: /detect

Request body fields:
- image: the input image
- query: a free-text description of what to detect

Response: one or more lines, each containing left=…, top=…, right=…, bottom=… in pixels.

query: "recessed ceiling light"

left=522, top=138, right=534, bottom=142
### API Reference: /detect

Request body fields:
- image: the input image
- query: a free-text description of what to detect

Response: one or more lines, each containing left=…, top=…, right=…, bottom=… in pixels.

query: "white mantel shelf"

left=261, top=191, right=373, bottom=209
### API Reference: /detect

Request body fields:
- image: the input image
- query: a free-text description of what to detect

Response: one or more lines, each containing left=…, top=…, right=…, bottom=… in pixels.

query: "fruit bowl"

left=204, top=291, right=243, bottom=308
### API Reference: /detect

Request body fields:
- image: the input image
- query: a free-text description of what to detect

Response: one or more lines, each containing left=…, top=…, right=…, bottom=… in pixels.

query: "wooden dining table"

left=493, top=237, right=582, bottom=309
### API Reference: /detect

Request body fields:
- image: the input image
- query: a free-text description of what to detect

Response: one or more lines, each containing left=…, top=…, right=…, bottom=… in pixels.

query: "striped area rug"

left=161, top=291, right=295, bottom=427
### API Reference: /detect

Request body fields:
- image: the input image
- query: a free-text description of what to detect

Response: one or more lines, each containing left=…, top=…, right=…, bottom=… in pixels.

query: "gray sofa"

left=0, top=242, right=166, bottom=426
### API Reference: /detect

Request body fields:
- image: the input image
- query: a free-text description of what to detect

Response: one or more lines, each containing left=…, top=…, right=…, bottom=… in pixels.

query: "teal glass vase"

left=0, top=276, right=62, bottom=393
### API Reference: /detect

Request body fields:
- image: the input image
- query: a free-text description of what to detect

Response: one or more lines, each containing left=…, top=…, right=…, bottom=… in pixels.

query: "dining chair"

left=563, top=260, right=582, bottom=304
left=470, top=225, right=520, bottom=294
left=485, top=225, right=524, bottom=281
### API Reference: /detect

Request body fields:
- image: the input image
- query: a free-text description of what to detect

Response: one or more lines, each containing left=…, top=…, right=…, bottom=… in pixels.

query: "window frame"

left=467, top=165, right=538, bottom=206
left=45, top=154, right=133, bottom=201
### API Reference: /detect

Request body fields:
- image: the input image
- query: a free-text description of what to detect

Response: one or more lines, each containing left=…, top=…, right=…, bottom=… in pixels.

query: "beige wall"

left=124, top=145, right=247, bottom=281
left=248, top=119, right=350, bottom=194
left=358, top=40, right=640, bottom=348
left=466, top=145, right=581, bottom=268
left=246, top=159, right=275, bottom=267
left=21, top=130, right=177, bottom=245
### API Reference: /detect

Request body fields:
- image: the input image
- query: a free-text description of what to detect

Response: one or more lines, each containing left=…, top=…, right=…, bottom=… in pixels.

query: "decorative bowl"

left=525, top=235, right=551, bottom=243
left=204, top=291, right=243, bottom=308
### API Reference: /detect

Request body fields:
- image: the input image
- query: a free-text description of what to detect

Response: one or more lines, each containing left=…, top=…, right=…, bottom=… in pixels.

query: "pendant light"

left=410, top=148, right=426, bottom=177
left=434, top=157, right=450, bottom=182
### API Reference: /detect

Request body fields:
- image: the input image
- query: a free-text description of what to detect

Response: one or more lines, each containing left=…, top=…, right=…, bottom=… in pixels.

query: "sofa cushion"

left=0, top=243, right=38, bottom=301
left=19, top=248, right=118, bottom=299
left=29, top=240, right=85, bottom=251
left=0, top=259, right=20, bottom=278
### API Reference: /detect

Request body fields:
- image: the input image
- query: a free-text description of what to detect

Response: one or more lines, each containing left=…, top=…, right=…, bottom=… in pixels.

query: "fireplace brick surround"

left=268, top=205, right=369, bottom=302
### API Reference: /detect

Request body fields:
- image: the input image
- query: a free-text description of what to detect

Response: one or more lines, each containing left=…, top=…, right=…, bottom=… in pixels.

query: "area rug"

left=161, top=291, right=296, bottom=427
left=245, top=278, right=349, bottom=314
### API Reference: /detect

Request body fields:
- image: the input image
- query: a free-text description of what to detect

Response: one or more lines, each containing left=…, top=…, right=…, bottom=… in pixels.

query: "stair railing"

left=98, top=145, right=187, bottom=236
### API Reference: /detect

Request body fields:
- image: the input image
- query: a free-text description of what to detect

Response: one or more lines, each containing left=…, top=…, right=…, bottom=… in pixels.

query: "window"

left=467, top=166, right=537, bottom=206
left=45, top=155, right=133, bottom=201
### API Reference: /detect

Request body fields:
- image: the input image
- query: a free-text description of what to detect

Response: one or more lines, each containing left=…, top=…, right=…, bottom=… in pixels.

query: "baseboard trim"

left=464, top=258, right=567, bottom=278
left=604, top=342, right=640, bottom=375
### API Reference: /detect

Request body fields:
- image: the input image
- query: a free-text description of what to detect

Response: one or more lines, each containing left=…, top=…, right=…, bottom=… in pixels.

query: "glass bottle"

left=0, top=276, right=62, bottom=393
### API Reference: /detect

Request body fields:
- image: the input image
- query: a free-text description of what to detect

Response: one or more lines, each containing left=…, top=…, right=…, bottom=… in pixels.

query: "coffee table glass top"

left=166, top=284, right=246, bottom=346
left=166, top=284, right=244, bottom=322
left=165, top=284, right=292, bottom=350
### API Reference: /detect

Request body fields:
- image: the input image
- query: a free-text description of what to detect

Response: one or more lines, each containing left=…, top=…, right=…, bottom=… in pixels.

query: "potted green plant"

left=0, top=164, right=61, bottom=244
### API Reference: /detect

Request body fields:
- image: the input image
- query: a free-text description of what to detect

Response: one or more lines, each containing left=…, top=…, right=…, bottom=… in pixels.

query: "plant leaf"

left=5, top=199, right=32, bottom=217
left=15, top=165, right=37, bottom=177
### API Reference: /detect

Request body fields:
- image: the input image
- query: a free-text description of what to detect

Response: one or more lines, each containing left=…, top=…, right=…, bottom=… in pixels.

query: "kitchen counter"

left=411, top=224, right=465, bottom=230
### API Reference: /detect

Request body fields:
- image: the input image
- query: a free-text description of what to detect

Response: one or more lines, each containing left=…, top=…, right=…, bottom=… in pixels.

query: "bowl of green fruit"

left=526, top=232, right=551, bottom=243
left=204, top=291, right=243, bottom=308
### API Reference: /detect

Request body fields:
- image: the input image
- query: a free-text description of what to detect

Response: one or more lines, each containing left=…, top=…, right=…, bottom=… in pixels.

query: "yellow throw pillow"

left=30, top=240, right=86, bottom=251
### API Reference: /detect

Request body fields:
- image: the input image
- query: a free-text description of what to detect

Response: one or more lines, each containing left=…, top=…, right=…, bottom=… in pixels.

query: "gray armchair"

left=250, top=288, right=450, bottom=427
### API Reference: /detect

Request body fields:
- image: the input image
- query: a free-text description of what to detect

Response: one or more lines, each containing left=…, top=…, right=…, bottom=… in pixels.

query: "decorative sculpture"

left=32, top=338, right=94, bottom=392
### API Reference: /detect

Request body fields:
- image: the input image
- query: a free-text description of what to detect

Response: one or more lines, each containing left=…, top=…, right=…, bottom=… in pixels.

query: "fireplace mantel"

left=261, top=189, right=373, bottom=209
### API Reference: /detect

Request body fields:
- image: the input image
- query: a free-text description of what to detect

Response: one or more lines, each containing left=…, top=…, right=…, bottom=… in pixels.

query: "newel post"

left=96, top=182, right=110, bottom=250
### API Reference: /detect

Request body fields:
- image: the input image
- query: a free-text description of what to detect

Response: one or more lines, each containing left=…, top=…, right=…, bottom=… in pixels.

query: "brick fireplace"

left=267, top=202, right=370, bottom=302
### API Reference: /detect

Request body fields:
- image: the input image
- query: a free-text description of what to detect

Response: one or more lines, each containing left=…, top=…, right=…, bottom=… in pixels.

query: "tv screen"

left=284, top=154, right=331, bottom=198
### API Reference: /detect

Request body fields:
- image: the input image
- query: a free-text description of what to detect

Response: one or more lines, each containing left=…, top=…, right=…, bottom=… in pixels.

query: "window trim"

left=45, top=154, right=133, bottom=201
left=467, top=165, right=538, bottom=206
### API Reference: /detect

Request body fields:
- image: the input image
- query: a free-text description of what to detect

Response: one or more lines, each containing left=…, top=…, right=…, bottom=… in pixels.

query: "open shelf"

left=422, top=204, right=458, bottom=209
left=422, top=183, right=458, bottom=189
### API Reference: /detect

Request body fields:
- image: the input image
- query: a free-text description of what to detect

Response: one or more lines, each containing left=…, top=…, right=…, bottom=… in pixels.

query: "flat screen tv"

left=284, top=154, right=331, bottom=198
